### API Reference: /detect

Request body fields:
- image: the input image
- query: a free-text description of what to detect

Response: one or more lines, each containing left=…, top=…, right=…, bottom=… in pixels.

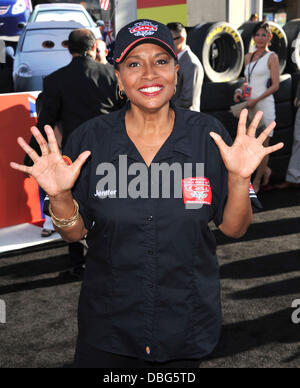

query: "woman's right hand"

left=10, top=125, right=91, bottom=198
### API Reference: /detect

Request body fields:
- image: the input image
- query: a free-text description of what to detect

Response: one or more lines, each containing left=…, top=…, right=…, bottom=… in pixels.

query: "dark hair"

left=166, top=22, right=185, bottom=34
left=68, top=29, right=96, bottom=56
left=252, top=21, right=272, bottom=37
left=250, top=13, right=258, bottom=21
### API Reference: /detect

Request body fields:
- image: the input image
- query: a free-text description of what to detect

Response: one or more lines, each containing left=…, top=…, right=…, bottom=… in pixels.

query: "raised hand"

left=10, top=125, right=91, bottom=197
left=209, top=109, right=283, bottom=179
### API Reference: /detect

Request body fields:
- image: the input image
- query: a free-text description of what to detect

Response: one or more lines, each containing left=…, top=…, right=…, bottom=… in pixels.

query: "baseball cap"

left=114, top=19, right=177, bottom=64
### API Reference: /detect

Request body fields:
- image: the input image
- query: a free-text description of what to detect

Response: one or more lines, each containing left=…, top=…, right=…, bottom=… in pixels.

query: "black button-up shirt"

left=64, top=103, right=236, bottom=362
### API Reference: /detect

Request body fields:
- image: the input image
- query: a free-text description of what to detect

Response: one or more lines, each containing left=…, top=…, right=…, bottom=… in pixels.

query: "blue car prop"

left=0, top=0, right=32, bottom=37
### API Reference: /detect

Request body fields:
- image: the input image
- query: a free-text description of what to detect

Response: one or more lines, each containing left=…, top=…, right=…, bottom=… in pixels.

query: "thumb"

left=72, top=151, right=91, bottom=172
left=209, top=132, right=229, bottom=156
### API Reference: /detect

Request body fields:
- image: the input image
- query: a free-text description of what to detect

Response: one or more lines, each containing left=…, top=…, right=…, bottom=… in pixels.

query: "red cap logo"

left=129, top=21, right=158, bottom=37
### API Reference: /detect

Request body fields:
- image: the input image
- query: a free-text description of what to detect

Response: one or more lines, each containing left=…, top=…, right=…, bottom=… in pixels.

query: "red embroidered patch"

left=182, top=177, right=212, bottom=205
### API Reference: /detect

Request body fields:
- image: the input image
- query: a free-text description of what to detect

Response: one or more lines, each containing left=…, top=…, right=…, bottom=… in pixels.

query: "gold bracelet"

left=49, top=199, right=80, bottom=228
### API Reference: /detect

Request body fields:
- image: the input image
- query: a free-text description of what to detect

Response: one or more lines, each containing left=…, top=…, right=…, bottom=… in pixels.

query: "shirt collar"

left=109, top=102, right=193, bottom=164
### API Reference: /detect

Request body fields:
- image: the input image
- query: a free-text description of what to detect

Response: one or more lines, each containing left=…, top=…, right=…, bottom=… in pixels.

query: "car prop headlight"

left=12, top=0, right=26, bottom=15
left=16, top=64, right=32, bottom=78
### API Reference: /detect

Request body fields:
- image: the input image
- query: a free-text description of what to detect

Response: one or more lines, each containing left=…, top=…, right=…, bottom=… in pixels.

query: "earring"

left=118, top=88, right=125, bottom=100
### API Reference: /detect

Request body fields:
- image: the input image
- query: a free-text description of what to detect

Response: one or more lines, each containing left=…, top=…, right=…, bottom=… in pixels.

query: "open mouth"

left=138, top=85, right=163, bottom=96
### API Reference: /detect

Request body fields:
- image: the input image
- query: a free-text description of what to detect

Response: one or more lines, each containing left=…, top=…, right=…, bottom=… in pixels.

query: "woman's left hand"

left=210, top=109, right=283, bottom=179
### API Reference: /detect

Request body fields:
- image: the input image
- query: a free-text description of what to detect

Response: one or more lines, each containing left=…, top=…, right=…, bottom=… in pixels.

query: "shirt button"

left=148, top=250, right=153, bottom=255
left=147, top=215, right=153, bottom=221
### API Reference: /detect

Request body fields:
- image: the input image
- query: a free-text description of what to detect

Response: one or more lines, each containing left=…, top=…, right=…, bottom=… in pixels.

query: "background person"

left=24, top=28, right=122, bottom=279
left=11, top=19, right=283, bottom=368
left=276, top=80, right=300, bottom=189
left=94, top=39, right=119, bottom=100
left=234, top=21, right=280, bottom=193
left=34, top=28, right=122, bottom=150
left=95, top=39, right=109, bottom=64
left=167, top=22, right=204, bottom=112
left=250, top=13, right=259, bottom=22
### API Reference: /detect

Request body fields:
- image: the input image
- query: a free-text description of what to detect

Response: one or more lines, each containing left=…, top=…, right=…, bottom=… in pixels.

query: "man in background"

left=35, top=28, right=121, bottom=149
left=25, top=28, right=122, bottom=279
left=250, top=13, right=259, bottom=22
left=95, top=39, right=108, bottom=64
left=167, top=22, right=204, bottom=112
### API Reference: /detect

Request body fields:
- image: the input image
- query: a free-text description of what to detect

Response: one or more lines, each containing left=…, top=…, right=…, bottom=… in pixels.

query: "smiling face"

left=253, top=27, right=272, bottom=50
left=115, top=43, right=179, bottom=112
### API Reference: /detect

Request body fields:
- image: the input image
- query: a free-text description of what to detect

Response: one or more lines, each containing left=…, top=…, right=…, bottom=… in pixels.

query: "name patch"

left=182, top=177, right=212, bottom=205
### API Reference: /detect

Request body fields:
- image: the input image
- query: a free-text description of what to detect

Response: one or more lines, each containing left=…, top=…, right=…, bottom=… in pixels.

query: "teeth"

left=139, top=86, right=162, bottom=93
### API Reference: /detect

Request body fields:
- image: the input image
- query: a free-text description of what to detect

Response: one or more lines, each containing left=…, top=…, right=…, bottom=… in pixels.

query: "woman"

left=11, top=19, right=283, bottom=368
left=234, top=21, right=280, bottom=193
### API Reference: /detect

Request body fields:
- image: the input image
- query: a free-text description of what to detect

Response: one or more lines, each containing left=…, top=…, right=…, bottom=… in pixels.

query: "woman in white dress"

left=234, top=22, right=280, bottom=193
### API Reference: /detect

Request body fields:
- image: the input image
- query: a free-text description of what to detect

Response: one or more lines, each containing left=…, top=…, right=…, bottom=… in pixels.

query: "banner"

left=137, top=0, right=187, bottom=26
left=0, top=91, right=44, bottom=228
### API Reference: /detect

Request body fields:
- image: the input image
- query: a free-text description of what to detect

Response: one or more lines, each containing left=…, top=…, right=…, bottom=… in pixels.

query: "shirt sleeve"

left=63, top=130, right=94, bottom=231
left=210, top=119, right=262, bottom=227
left=212, top=132, right=230, bottom=228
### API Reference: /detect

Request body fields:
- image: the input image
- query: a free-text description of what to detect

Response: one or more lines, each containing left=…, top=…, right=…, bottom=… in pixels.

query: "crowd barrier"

left=0, top=91, right=44, bottom=228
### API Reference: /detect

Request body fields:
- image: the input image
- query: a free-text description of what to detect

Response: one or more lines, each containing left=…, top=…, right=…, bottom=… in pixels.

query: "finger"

left=17, top=136, right=39, bottom=163
left=10, top=161, right=31, bottom=174
left=257, top=121, right=276, bottom=143
left=236, top=109, right=248, bottom=137
left=72, top=151, right=91, bottom=173
left=264, top=142, right=284, bottom=156
left=44, top=125, right=61, bottom=154
left=247, top=110, right=263, bottom=137
left=209, top=132, right=229, bottom=156
left=30, top=126, right=49, bottom=156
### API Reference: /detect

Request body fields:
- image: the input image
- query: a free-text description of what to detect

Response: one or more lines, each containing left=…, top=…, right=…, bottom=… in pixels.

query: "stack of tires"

left=187, top=22, right=245, bottom=138
left=187, top=20, right=297, bottom=183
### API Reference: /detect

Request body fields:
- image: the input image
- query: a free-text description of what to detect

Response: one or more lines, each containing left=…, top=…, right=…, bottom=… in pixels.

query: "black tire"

left=269, top=126, right=294, bottom=156
left=283, top=19, right=300, bottom=73
left=238, top=21, right=288, bottom=75
left=187, top=22, right=244, bottom=82
left=206, top=109, right=238, bottom=138
left=201, top=77, right=245, bottom=111
left=274, top=74, right=292, bottom=103
left=275, top=101, right=295, bottom=129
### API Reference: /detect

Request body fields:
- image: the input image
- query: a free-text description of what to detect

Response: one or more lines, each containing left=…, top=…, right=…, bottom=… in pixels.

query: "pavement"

left=0, top=187, right=300, bottom=368
left=0, top=223, right=62, bottom=255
